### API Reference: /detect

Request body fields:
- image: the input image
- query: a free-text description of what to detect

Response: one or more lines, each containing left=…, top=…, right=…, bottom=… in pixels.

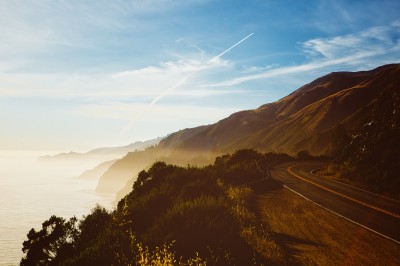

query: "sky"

left=1, top=0, right=399, bottom=152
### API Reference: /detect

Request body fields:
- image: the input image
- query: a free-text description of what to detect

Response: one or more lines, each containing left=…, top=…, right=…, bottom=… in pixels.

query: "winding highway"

left=271, top=161, right=400, bottom=244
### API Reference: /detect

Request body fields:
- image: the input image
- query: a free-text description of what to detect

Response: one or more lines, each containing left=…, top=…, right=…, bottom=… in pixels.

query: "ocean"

left=0, top=150, right=114, bottom=265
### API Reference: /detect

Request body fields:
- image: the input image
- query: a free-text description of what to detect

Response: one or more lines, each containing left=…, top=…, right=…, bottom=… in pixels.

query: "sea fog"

left=0, top=150, right=114, bottom=265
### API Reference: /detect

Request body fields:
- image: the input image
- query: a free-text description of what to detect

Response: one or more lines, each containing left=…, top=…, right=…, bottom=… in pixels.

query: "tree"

left=76, top=205, right=111, bottom=249
left=21, top=215, right=78, bottom=265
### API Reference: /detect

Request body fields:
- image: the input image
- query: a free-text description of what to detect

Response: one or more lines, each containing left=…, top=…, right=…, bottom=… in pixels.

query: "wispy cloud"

left=72, top=102, right=236, bottom=123
left=0, top=1, right=208, bottom=74
left=112, top=57, right=230, bottom=78
left=209, top=51, right=386, bottom=87
left=118, top=33, right=253, bottom=136
left=302, top=26, right=393, bottom=59
left=208, top=23, right=400, bottom=87
left=3, top=0, right=400, bottom=151
left=0, top=56, right=233, bottom=99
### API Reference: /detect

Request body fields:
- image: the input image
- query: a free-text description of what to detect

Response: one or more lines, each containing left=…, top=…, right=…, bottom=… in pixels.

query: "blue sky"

left=1, top=0, right=399, bottom=151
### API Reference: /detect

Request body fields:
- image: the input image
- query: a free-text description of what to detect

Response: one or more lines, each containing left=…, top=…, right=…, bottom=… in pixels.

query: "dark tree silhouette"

left=21, top=216, right=78, bottom=265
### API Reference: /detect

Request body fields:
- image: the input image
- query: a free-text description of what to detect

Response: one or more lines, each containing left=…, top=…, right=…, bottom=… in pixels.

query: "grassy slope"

left=175, top=65, right=398, bottom=157
left=256, top=188, right=400, bottom=265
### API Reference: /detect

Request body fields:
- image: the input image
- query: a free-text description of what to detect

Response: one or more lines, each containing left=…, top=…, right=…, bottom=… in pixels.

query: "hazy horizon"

left=0, top=150, right=114, bottom=264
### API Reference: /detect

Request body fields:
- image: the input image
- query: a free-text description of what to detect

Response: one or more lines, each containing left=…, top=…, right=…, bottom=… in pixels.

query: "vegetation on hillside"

left=21, top=150, right=293, bottom=265
left=324, top=85, right=400, bottom=196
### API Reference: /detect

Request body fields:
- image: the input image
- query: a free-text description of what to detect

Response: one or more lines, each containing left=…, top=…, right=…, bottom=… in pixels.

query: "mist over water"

left=0, top=150, right=114, bottom=265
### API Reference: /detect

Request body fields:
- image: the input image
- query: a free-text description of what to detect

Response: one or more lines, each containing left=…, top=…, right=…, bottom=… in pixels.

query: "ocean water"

left=0, top=151, right=114, bottom=265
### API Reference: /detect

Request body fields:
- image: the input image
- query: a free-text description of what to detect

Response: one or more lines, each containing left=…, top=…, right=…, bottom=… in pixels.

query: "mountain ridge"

left=169, top=63, right=399, bottom=156
left=94, top=63, right=400, bottom=197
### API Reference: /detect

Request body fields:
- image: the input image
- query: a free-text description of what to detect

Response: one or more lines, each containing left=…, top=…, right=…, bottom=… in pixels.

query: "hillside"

left=96, top=129, right=212, bottom=195
left=323, top=66, right=400, bottom=196
left=22, top=149, right=400, bottom=265
left=22, top=151, right=292, bottom=265
left=173, top=64, right=399, bottom=156
left=96, top=64, right=400, bottom=196
left=76, top=159, right=117, bottom=180
left=95, top=147, right=160, bottom=193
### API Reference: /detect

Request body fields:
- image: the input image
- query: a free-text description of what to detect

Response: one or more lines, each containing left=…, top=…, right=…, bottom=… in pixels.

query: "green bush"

left=22, top=149, right=289, bottom=265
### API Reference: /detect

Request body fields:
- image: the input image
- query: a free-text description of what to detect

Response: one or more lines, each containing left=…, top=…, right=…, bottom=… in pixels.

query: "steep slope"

left=331, top=67, right=400, bottom=195
left=174, top=64, right=400, bottom=156
left=76, top=159, right=116, bottom=180
left=95, top=127, right=209, bottom=194
left=101, top=63, right=400, bottom=196
left=95, top=147, right=160, bottom=193
left=157, top=125, right=209, bottom=152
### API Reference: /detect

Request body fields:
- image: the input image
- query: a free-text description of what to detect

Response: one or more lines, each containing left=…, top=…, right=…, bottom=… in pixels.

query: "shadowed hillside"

left=321, top=66, right=400, bottom=196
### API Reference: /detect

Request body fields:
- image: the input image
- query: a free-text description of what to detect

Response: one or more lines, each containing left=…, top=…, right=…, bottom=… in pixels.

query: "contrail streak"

left=147, top=33, right=254, bottom=108
left=119, top=74, right=193, bottom=136
left=148, top=73, right=193, bottom=107
left=212, top=33, right=254, bottom=61
left=119, top=33, right=254, bottom=136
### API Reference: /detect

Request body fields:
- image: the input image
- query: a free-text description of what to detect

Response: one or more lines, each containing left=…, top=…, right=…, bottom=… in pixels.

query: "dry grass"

left=256, top=188, right=400, bottom=265
left=223, top=184, right=287, bottom=265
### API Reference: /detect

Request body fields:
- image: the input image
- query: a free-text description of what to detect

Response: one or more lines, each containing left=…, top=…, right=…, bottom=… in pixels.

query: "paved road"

left=271, top=161, right=400, bottom=244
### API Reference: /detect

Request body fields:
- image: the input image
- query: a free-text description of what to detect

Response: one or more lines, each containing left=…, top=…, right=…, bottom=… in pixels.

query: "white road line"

left=283, top=184, right=400, bottom=245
